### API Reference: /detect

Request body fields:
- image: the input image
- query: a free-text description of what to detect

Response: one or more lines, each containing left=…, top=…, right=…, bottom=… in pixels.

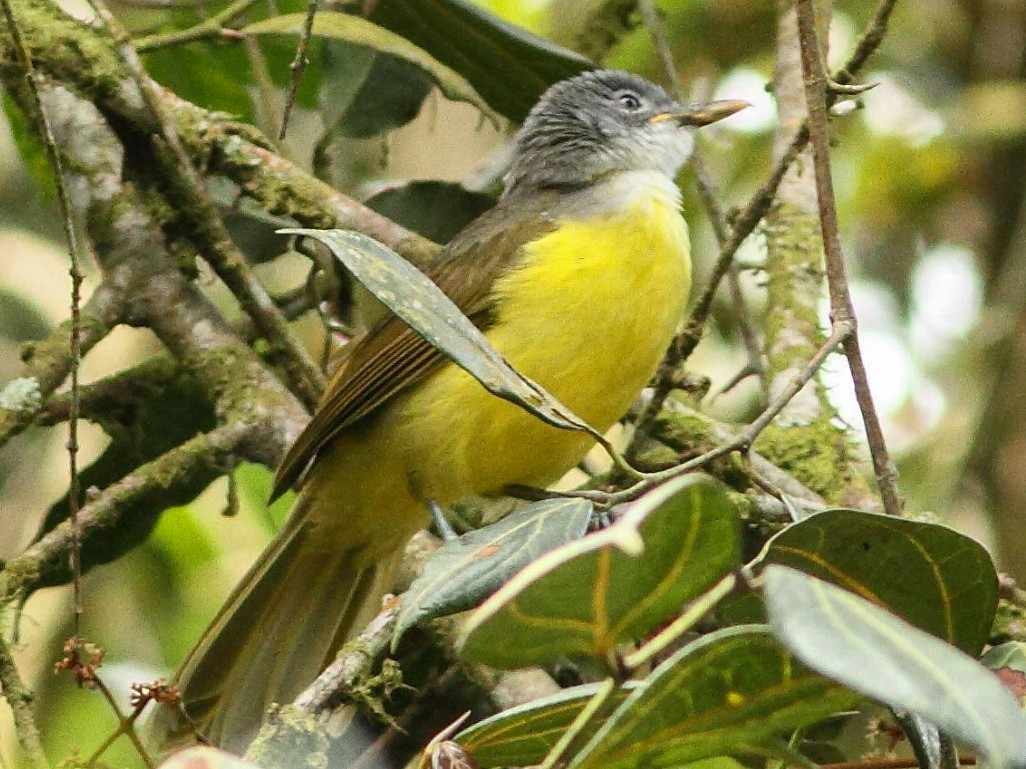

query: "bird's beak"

left=649, top=99, right=751, bottom=127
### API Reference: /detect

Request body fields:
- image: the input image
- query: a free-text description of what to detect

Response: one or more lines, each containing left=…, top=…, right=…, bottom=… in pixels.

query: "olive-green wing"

left=271, top=192, right=559, bottom=501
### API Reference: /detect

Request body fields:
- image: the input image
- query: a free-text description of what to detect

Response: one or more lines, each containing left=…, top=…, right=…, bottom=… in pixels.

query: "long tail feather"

left=149, top=497, right=401, bottom=754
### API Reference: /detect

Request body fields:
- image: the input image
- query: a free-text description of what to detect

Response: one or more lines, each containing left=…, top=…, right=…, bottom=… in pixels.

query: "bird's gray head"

left=504, top=70, right=746, bottom=196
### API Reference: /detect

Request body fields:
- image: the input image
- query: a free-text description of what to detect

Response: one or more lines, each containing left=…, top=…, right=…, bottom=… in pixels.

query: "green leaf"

left=367, top=0, right=591, bottom=122
left=459, top=474, right=741, bottom=668
left=278, top=228, right=596, bottom=434
left=760, top=508, right=998, bottom=654
left=457, top=681, right=640, bottom=767
left=365, top=181, right=495, bottom=244
left=764, top=566, right=1026, bottom=769
left=569, top=626, right=859, bottom=769
left=394, top=498, right=593, bottom=646
left=243, top=12, right=498, bottom=125
left=319, top=43, right=433, bottom=138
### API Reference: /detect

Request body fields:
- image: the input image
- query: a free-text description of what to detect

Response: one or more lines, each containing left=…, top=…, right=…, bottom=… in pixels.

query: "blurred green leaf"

left=0, top=285, right=50, bottom=342
left=395, top=497, right=592, bottom=646
left=367, top=0, right=591, bottom=121
left=458, top=681, right=640, bottom=767
left=459, top=474, right=741, bottom=668
left=144, top=43, right=256, bottom=121
left=764, top=566, right=1026, bottom=769
left=320, top=43, right=433, bottom=138
left=759, top=508, right=998, bottom=654
left=569, top=625, right=859, bottom=769
left=365, top=181, right=495, bottom=243
left=244, top=12, right=498, bottom=124
left=2, top=91, right=53, bottom=196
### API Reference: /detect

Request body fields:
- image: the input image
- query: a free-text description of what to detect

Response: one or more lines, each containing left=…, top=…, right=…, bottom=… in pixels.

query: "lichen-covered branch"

left=0, top=633, right=49, bottom=769
left=0, top=282, right=124, bottom=448
left=0, top=422, right=249, bottom=605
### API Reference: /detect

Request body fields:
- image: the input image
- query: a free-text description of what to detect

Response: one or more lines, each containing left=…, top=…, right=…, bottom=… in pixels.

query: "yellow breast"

left=390, top=170, right=692, bottom=502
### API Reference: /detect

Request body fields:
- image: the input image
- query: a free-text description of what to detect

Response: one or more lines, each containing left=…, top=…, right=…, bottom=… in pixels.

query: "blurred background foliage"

left=2, top=0, right=1026, bottom=765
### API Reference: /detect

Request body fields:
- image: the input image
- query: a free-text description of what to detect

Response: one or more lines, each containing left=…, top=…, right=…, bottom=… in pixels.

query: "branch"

left=794, top=0, right=901, bottom=516
left=87, top=0, right=325, bottom=409
left=133, top=0, right=258, bottom=51
left=0, top=633, right=49, bottom=769
left=0, top=423, right=250, bottom=605
left=0, top=282, right=124, bottom=449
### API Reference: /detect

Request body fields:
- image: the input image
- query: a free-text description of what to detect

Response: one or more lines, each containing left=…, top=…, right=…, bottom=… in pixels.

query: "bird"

left=150, top=69, right=746, bottom=753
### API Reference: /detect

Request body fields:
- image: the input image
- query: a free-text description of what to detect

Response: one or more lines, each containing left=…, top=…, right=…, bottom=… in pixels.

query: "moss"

left=245, top=705, right=329, bottom=769
left=754, top=419, right=870, bottom=506
left=762, top=202, right=827, bottom=386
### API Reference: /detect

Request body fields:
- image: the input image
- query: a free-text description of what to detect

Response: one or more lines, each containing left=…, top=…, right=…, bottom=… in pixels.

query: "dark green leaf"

left=320, top=44, right=433, bottom=138
left=394, top=498, right=592, bottom=646
left=457, top=681, right=640, bottom=767
left=569, top=626, right=859, bottom=769
left=278, top=228, right=596, bottom=434
left=243, top=12, right=497, bottom=124
left=144, top=43, right=256, bottom=122
left=760, top=508, right=998, bottom=654
left=365, top=181, right=494, bottom=243
left=459, top=474, right=741, bottom=668
left=368, top=0, right=591, bottom=121
left=764, top=566, right=1026, bottom=769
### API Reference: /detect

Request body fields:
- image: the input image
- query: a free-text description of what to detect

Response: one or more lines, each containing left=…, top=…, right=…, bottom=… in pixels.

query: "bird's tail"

left=148, top=495, right=402, bottom=754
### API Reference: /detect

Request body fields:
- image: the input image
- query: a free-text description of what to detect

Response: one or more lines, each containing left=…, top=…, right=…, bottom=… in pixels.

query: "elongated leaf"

left=760, top=508, right=998, bottom=654
left=367, top=0, right=591, bottom=121
left=569, top=626, right=859, bottom=769
left=457, top=681, right=640, bottom=767
left=243, top=12, right=498, bottom=124
left=764, top=566, right=1026, bottom=769
left=278, top=228, right=595, bottom=434
left=459, top=474, right=741, bottom=668
left=394, top=498, right=593, bottom=645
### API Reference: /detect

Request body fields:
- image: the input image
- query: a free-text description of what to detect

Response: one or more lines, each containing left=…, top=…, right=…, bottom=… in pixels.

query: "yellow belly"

left=398, top=192, right=690, bottom=491
left=303, top=190, right=691, bottom=556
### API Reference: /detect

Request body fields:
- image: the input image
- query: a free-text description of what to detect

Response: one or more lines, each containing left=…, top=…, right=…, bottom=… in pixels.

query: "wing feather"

left=271, top=192, right=559, bottom=500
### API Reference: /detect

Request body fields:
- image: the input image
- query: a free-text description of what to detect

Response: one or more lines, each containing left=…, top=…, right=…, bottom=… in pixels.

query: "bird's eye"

left=618, top=92, right=642, bottom=110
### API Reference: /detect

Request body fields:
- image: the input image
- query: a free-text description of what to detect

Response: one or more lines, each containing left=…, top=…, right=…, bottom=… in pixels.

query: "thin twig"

left=87, top=0, right=325, bottom=409
left=0, top=0, right=87, bottom=635
left=638, top=0, right=678, bottom=89
left=576, top=320, right=853, bottom=508
left=794, top=0, right=901, bottom=516
left=632, top=0, right=898, bottom=451
left=0, top=633, right=49, bottom=769
left=629, top=124, right=808, bottom=445
left=278, top=0, right=317, bottom=140
left=133, top=0, right=258, bottom=51
left=833, top=0, right=899, bottom=84
left=90, top=677, right=154, bottom=769
left=242, top=31, right=286, bottom=143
